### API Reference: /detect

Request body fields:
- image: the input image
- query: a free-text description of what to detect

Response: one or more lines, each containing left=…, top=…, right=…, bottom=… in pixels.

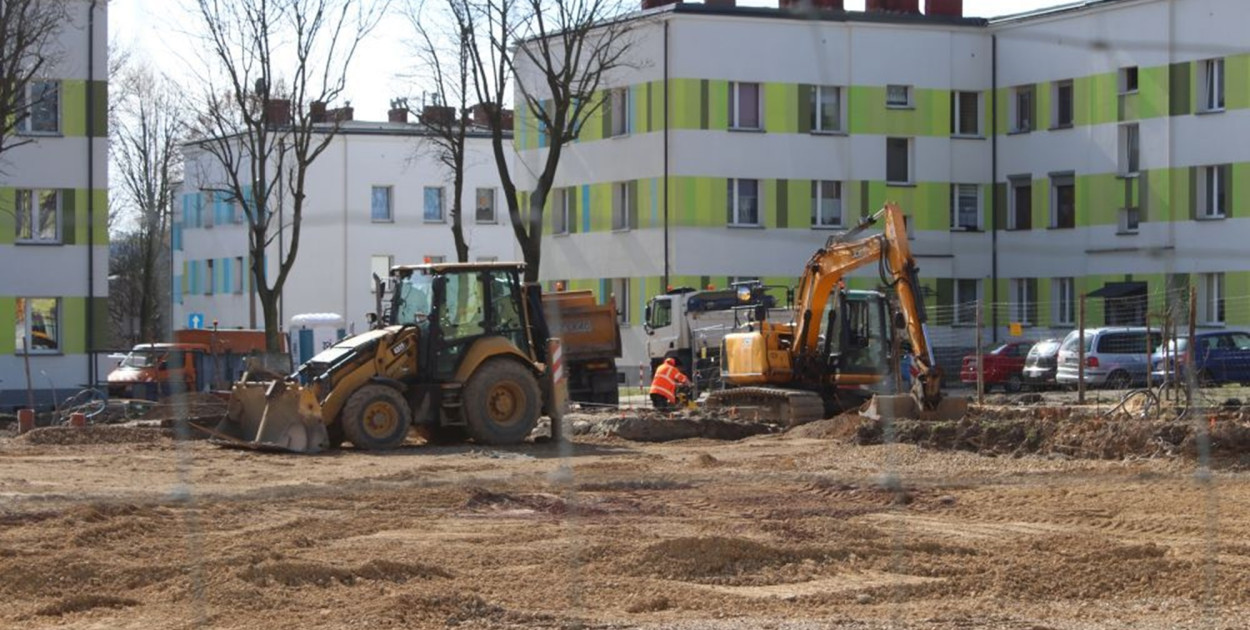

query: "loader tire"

left=463, top=359, right=541, bottom=445
left=341, top=384, right=412, bottom=450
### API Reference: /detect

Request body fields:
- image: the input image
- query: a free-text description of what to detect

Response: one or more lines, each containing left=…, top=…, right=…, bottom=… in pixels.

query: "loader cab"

left=820, top=290, right=892, bottom=381
left=391, top=263, right=535, bottom=382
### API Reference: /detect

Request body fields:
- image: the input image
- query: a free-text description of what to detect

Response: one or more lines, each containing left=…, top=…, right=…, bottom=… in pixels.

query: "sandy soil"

left=2, top=416, right=1250, bottom=629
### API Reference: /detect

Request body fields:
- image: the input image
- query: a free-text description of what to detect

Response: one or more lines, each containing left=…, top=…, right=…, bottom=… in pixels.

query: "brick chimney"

left=309, top=101, right=327, bottom=123
left=421, top=105, right=455, bottom=125
left=264, top=99, right=291, bottom=126
left=469, top=102, right=514, bottom=130
left=925, top=0, right=962, bottom=17
left=866, top=0, right=920, bottom=13
left=326, top=106, right=354, bottom=123
left=388, top=107, right=409, bottom=123
left=780, top=0, right=844, bottom=10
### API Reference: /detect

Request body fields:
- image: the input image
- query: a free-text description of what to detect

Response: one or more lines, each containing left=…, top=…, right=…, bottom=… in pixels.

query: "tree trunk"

left=451, top=175, right=469, bottom=262
left=259, top=289, right=283, bottom=354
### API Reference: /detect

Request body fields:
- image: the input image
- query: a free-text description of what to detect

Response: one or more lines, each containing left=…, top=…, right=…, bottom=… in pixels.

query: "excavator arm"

left=791, top=203, right=942, bottom=409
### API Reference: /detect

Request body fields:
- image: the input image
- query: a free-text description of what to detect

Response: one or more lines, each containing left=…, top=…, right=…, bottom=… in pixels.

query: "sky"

left=110, top=0, right=1071, bottom=123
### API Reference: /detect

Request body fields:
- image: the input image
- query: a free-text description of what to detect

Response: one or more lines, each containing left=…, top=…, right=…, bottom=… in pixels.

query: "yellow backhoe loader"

left=711, top=202, right=968, bottom=424
left=214, top=262, right=566, bottom=453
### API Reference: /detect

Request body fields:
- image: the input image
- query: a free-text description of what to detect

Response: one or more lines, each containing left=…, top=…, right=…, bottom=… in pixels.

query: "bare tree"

left=405, top=0, right=476, bottom=262
left=109, top=63, right=183, bottom=347
left=454, top=0, right=637, bottom=282
left=0, top=0, right=67, bottom=161
left=186, top=0, right=388, bottom=352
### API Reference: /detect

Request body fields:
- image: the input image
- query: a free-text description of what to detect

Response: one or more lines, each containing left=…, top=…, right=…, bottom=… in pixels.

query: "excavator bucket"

left=213, top=378, right=329, bottom=453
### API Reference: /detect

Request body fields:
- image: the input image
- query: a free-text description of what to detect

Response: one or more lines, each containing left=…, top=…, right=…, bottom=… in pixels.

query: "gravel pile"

left=15, top=426, right=175, bottom=446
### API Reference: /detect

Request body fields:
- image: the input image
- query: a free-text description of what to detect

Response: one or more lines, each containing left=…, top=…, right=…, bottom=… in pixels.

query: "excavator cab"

left=818, top=289, right=893, bottom=384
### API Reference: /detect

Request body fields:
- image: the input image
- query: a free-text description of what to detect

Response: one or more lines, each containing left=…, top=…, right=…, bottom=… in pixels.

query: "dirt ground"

left=2, top=406, right=1250, bottom=629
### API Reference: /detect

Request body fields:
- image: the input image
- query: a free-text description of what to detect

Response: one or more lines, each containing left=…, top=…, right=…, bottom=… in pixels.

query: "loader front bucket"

left=214, top=379, right=330, bottom=453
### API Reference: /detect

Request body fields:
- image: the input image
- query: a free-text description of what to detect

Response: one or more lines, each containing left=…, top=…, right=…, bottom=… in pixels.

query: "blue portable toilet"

left=289, top=313, right=347, bottom=366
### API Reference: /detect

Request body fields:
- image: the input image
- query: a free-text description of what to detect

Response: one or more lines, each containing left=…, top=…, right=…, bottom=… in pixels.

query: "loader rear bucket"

left=214, top=379, right=330, bottom=453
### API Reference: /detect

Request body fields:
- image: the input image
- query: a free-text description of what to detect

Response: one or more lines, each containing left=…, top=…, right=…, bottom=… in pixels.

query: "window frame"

left=371, top=185, right=394, bottom=223
left=811, top=85, right=843, bottom=133
left=14, top=189, right=61, bottom=244
left=15, top=297, right=61, bottom=354
left=1050, top=174, right=1075, bottom=229
left=17, top=79, right=61, bottom=135
left=811, top=179, right=843, bottom=229
left=553, top=187, right=573, bottom=235
left=612, top=278, right=631, bottom=326
left=1012, top=84, right=1034, bottom=133
left=1119, top=123, right=1140, bottom=176
left=1200, top=58, right=1225, bottom=113
left=1053, top=278, right=1075, bottom=326
left=1119, top=66, right=1139, bottom=94
left=234, top=256, right=245, bottom=294
left=951, top=90, right=981, bottom=137
left=885, top=84, right=912, bottom=109
left=611, top=182, right=632, bottom=231
left=954, top=279, right=980, bottom=326
left=1010, top=278, right=1037, bottom=326
left=885, top=137, right=913, bottom=185
left=1202, top=272, right=1225, bottom=325
left=610, top=87, right=631, bottom=136
left=728, top=81, right=762, bottom=130
left=423, top=186, right=446, bottom=223
left=1008, top=177, right=1032, bottom=231
left=1199, top=165, right=1227, bottom=219
left=475, top=187, right=497, bottom=224
left=1053, top=79, right=1074, bottom=129
left=950, top=183, right=980, bottom=231
left=727, top=178, right=761, bottom=227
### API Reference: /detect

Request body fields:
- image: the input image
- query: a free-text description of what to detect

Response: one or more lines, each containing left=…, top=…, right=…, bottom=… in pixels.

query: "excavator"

left=214, top=262, right=565, bottom=453
left=710, top=202, right=968, bottom=425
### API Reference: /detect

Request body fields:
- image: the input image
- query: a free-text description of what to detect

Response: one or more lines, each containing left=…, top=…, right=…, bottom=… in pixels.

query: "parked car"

left=959, top=340, right=1035, bottom=392
left=1022, top=337, right=1064, bottom=388
left=1055, top=327, right=1161, bottom=389
left=1150, top=330, right=1250, bottom=386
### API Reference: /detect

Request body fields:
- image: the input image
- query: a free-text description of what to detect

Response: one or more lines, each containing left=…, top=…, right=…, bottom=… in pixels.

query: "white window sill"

left=728, top=126, right=765, bottom=133
left=950, top=226, right=983, bottom=232
left=1008, top=128, right=1033, bottom=136
left=15, top=130, right=62, bottom=138
left=1120, top=89, right=1139, bottom=96
left=1196, top=107, right=1226, bottom=115
left=610, top=131, right=632, bottom=139
left=727, top=223, right=764, bottom=229
left=886, top=181, right=916, bottom=188
left=951, top=133, right=984, bottom=140
left=14, top=239, right=63, bottom=246
left=16, top=350, right=63, bottom=356
left=1115, top=229, right=1140, bottom=236
left=475, top=220, right=498, bottom=225
left=1195, top=214, right=1226, bottom=222
left=371, top=219, right=394, bottom=224
left=611, top=227, right=632, bottom=233
left=424, top=219, right=447, bottom=224
left=1050, top=123, right=1075, bottom=131
left=886, top=104, right=914, bottom=110
left=809, top=129, right=847, bottom=137
left=552, top=231, right=571, bottom=238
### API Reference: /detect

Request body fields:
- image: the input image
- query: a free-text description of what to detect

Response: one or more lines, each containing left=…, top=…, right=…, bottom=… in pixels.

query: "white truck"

left=643, top=284, right=790, bottom=389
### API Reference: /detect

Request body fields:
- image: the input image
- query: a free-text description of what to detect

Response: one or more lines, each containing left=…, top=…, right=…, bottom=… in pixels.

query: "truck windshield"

left=394, top=274, right=434, bottom=325
left=648, top=298, right=672, bottom=329
left=120, top=351, right=161, bottom=368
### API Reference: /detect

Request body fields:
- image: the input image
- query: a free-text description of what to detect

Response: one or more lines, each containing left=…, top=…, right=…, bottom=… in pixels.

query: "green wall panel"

left=1074, top=72, right=1118, bottom=127
left=764, top=83, right=797, bottom=134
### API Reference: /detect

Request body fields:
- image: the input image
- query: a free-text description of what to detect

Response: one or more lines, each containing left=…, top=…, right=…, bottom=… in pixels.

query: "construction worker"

left=649, top=357, right=689, bottom=410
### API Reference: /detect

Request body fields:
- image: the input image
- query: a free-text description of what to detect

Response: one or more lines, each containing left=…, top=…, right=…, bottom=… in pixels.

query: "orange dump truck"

left=542, top=290, right=622, bottom=407
left=107, top=329, right=279, bottom=400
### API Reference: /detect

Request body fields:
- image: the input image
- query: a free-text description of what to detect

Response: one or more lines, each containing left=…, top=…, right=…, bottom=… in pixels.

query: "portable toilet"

left=289, top=313, right=347, bottom=366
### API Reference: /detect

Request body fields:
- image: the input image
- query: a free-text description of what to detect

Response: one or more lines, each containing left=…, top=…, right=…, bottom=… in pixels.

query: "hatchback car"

left=959, top=340, right=1035, bottom=392
left=1151, top=330, right=1250, bottom=386
left=1022, top=337, right=1064, bottom=388
left=1056, top=327, right=1161, bottom=389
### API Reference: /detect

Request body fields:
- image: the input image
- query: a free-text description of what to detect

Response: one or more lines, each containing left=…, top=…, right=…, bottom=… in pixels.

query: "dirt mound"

left=240, top=559, right=450, bottom=587
left=786, top=413, right=866, bottom=440
left=15, top=426, right=174, bottom=446
left=35, top=594, right=138, bottom=617
left=381, top=592, right=560, bottom=627
left=141, top=392, right=228, bottom=421
left=571, top=413, right=774, bottom=442
left=634, top=536, right=833, bottom=585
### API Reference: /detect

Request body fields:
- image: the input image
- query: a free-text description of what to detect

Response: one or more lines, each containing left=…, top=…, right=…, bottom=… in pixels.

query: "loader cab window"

left=486, top=270, right=528, bottom=350
left=440, top=271, right=487, bottom=340
left=647, top=297, right=672, bottom=330
left=394, top=274, right=434, bottom=325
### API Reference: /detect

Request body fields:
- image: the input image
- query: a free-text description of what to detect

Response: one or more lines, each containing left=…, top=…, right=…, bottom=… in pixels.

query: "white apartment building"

left=174, top=114, right=517, bottom=338
left=1, top=1, right=109, bottom=410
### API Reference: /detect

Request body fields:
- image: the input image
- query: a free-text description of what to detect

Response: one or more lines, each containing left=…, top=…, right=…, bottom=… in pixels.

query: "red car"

left=960, top=341, right=1036, bottom=392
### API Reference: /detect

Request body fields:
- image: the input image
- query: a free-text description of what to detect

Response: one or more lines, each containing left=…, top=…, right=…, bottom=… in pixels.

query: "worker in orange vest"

left=649, top=357, right=689, bottom=410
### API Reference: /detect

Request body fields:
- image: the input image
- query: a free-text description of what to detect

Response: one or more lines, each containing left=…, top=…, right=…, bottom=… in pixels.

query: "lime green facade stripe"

left=847, top=86, right=952, bottom=137
left=1037, top=81, right=1052, bottom=130
left=1074, top=72, right=1118, bottom=126
left=764, top=83, right=797, bottom=134
left=60, top=79, right=108, bottom=138
left=1228, top=55, right=1250, bottom=110
left=0, top=297, right=13, bottom=354
left=0, top=189, right=13, bottom=245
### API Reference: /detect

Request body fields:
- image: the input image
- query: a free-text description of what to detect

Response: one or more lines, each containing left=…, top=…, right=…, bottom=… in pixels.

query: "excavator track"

left=705, top=387, right=826, bottom=427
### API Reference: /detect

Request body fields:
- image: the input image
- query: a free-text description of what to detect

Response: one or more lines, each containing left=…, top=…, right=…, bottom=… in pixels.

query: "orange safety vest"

left=649, top=362, right=689, bottom=403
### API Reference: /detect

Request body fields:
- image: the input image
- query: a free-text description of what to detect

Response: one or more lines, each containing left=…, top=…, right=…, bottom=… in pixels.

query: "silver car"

left=1055, top=327, right=1161, bottom=389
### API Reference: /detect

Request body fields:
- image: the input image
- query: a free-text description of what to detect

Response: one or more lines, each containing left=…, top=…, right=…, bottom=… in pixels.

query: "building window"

left=1009, top=177, right=1032, bottom=230
left=1119, top=207, right=1141, bottom=234
left=811, top=85, right=842, bottom=132
left=371, top=186, right=393, bottom=222
left=610, top=87, right=630, bottom=136
left=1054, top=278, right=1075, bottom=325
left=203, top=192, right=215, bottom=228
left=612, top=182, right=632, bottom=231
left=728, top=82, right=761, bottom=130
left=370, top=255, right=393, bottom=292
left=15, top=298, right=59, bottom=353
left=553, top=187, right=573, bottom=234
left=1200, top=58, right=1225, bottom=112
left=1012, top=85, right=1034, bottom=133
left=205, top=259, right=216, bottom=296
left=1120, top=66, right=1138, bottom=94
left=423, top=186, right=445, bottom=222
left=886, top=137, right=912, bottom=185
left=611, top=278, right=630, bottom=325
left=1201, top=273, right=1225, bottom=324
left=1119, top=124, right=1139, bottom=175
left=955, top=279, right=980, bottom=325
left=886, top=84, right=912, bottom=108
left=475, top=188, right=496, bottom=223
left=950, top=91, right=980, bottom=137
left=950, top=184, right=979, bottom=231
left=727, top=178, right=759, bottom=226
left=811, top=180, right=843, bottom=228
left=18, top=80, right=60, bottom=134
left=1053, top=80, right=1074, bottom=128
left=1199, top=165, right=1228, bottom=219
left=234, top=256, right=244, bottom=294
left=14, top=189, right=60, bottom=243
left=1010, top=278, right=1038, bottom=325
left=1050, top=175, right=1075, bottom=229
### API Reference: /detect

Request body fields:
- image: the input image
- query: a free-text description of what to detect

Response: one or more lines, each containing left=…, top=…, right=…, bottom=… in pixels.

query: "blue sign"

left=188, top=313, right=205, bottom=330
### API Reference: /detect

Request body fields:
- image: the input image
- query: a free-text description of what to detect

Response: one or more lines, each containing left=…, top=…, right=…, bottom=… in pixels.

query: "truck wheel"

left=1005, top=374, right=1023, bottom=393
left=341, top=384, right=412, bottom=450
left=463, top=359, right=540, bottom=445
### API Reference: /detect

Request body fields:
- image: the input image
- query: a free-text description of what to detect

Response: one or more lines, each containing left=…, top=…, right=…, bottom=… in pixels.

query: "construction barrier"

left=548, top=338, right=567, bottom=441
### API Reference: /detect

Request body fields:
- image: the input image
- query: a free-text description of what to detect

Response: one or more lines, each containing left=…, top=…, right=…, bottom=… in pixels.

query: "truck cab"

left=645, top=284, right=784, bottom=386
left=107, top=343, right=207, bottom=400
